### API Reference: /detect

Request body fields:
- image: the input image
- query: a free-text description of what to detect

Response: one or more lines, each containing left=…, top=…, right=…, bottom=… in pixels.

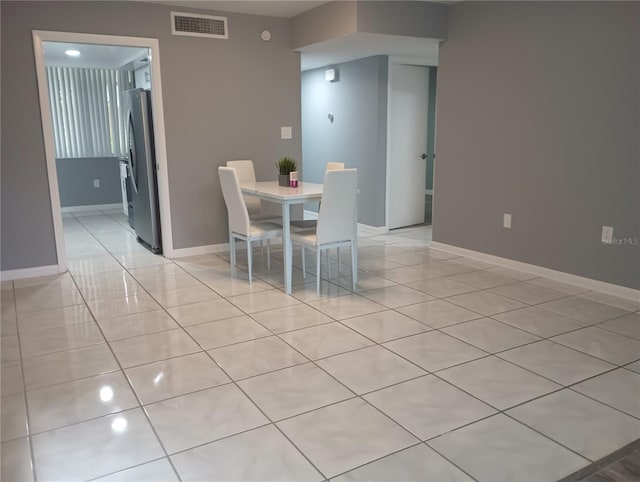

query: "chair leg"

left=351, top=242, right=357, bottom=291
left=316, top=247, right=321, bottom=297
left=229, top=231, right=236, bottom=266
left=246, top=239, right=253, bottom=284
left=301, top=246, right=306, bottom=278
left=266, top=239, right=271, bottom=271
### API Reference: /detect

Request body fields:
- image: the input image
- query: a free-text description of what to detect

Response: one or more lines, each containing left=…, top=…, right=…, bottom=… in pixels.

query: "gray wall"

left=434, top=1, right=640, bottom=289
left=56, top=157, right=122, bottom=208
left=291, top=0, right=448, bottom=50
left=291, top=1, right=357, bottom=50
left=356, top=1, right=447, bottom=40
left=301, top=56, right=388, bottom=227
left=1, top=1, right=301, bottom=270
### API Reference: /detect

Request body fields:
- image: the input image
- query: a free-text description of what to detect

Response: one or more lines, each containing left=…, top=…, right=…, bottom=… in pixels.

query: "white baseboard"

left=61, top=203, right=123, bottom=213
left=430, top=242, right=640, bottom=302
left=358, top=224, right=389, bottom=235
left=1, top=265, right=61, bottom=281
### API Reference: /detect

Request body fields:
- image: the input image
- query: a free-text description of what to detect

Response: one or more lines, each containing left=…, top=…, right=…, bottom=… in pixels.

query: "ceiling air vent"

left=171, top=12, right=228, bottom=39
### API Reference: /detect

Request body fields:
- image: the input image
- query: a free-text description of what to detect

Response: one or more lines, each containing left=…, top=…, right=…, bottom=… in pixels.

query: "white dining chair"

left=289, top=168, right=358, bottom=296
left=218, top=167, right=282, bottom=283
left=291, top=161, right=344, bottom=231
left=226, top=160, right=278, bottom=221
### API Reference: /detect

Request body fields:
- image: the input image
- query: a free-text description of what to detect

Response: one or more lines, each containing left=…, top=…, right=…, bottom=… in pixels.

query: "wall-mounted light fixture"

left=325, top=68, right=338, bottom=82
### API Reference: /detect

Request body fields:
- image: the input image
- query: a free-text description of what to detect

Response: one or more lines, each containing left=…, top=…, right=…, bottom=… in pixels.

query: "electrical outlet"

left=281, top=126, right=292, bottom=139
left=503, top=213, right=512, bottom=229
left=602, top=226, right=614, bottom=244
left=93, top=179, right=100, bottom=188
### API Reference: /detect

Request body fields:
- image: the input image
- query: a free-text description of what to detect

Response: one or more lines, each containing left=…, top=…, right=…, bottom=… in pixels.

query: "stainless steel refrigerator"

left=125, top=88, right=162, bottom=254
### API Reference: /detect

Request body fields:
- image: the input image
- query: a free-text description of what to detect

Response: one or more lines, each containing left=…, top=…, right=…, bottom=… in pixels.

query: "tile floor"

left=1, top=209, right=640, bottom=481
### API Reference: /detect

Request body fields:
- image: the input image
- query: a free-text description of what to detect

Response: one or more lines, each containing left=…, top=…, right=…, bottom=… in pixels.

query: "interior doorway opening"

left=33, top=31, right=173, bottom=272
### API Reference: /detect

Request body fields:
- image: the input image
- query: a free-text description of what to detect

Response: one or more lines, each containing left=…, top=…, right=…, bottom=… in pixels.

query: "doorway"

left=386, top=62, right=430, bottom=230
left=33, top=31, right=173, bottom=272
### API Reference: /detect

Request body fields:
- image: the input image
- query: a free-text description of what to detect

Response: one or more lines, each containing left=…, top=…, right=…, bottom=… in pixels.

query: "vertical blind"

left=46, top=66, right=134, bottom=158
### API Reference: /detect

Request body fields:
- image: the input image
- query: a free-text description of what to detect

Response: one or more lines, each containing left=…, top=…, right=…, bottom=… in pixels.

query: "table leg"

left=282, top=200, right=292, bottom=295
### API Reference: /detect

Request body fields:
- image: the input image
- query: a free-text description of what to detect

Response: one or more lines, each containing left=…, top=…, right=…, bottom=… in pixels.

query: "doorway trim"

left=32, top=30, right=174, bottom=273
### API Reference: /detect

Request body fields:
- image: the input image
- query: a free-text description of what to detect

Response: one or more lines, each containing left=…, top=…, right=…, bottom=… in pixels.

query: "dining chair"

left=291, top=161, right=344, bottom=231
left=218, top=167, right=282, bottom=283
left=226, top=160, right=278, bottom=221
left=289, top=168, right=358, bottom=295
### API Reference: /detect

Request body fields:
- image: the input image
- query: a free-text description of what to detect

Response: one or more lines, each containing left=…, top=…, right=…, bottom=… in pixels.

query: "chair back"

left=226, top=160, right=262, bottom=214
left=326, top=162, right=345, bottom=171
left=226, top=160, right=256, bottom=183
left=218, top=167, right=250, bottom=236
left=316, top=169, right=358, bottom=245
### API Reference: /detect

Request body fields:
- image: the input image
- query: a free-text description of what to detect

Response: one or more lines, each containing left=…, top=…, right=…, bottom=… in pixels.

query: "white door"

left=386, top=63, right=429, bottom=229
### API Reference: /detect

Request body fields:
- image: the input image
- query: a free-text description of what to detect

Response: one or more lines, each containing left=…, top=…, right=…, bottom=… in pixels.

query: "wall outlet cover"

left=281, top=126, right=292, bottom=139
left=503, top=213, right=512, bottom=229
left=93, top=179, right=100, bottom=188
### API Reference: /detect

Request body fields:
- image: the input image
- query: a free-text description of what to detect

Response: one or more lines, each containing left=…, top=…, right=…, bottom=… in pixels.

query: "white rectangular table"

left=240, top=181, right=324, bottom=294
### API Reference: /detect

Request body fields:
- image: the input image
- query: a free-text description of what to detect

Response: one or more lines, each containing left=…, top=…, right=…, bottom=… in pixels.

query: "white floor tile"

left=341, top=310, right=430, bottom=343
left=279, top=323, right=373, bottom=360
left=364, top=375, right=496, bottom=440
left=171, top=425, right=322, bottom=481
left=499, top=340, right=615, bottom=385
left=438, top=356, right=561, bottom=410
left=125, top=352, right=230, bottom=404
left=332, top=444, right=472, bottom=482
left=317, top=345, right=425, bottom=394
left=277, top=398, right=417, bottom=478
left=551, top=326, right=640, bottom=365
left=383, top=331, right=487, bottom=372
left=441, top=318, right=540, bottom=353
left=429, top=414, right=588, bottom=481
left=208, top=336, right=308, bottom=379
left=238, top=362, right=353, bottom=421
left=145, top=384, right=268, bottom=453
left=572, top=368, right=640, bottom=418
left=32, top=408, right=164, bottom=481
left=507, top=389, right=640, bottom=461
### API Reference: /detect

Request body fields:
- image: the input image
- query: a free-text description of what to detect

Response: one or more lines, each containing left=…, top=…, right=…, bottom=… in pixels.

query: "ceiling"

left=43, top=42, right=149, bottom=70
left=142, top=0, right=328, bottom=18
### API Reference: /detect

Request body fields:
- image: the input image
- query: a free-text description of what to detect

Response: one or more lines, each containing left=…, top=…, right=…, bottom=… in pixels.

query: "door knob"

left=420, top=153, right=427, bottom=160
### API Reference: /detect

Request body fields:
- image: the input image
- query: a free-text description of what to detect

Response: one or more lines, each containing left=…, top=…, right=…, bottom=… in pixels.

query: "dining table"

left=240, top=181, right=324, bottom=294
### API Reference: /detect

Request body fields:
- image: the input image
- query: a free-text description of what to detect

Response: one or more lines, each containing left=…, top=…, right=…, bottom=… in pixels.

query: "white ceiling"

left=43, top=42, right=149, bottom=70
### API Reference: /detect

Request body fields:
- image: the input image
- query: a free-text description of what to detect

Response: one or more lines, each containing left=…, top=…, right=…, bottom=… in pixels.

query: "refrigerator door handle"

left=126, top=110, right=139, bottom=194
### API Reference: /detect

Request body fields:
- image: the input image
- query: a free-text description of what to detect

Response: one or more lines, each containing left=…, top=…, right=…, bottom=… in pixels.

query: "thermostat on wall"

left=261, top=30, right=271, bottom=41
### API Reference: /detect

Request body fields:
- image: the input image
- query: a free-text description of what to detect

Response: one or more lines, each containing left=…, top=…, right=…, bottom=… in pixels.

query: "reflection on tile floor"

left=1, top=210, right=639, bottom=481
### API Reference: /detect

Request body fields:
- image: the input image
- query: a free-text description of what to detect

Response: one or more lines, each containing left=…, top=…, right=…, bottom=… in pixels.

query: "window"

left=46, top=66, right=134, bottom=159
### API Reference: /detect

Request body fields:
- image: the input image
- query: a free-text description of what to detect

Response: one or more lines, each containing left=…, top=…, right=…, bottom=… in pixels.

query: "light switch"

left=93, top=179, right=100, bottom=188
left=602, top=226, right=614, bottom=244
left=281, top=126, right=292, bottom=139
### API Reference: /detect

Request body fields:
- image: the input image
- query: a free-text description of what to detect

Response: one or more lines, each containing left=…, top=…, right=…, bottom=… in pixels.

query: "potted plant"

left=276, top=157, right=297, bottom=186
